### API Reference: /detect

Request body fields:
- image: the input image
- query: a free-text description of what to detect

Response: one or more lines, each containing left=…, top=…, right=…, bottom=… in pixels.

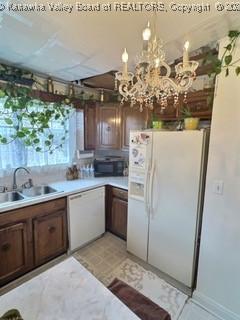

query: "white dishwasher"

left=68, top=187, right=105, bottom=252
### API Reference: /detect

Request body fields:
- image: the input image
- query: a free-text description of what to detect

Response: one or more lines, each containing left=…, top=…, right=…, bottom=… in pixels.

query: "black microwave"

left=94, top=157, right=125, bottom=177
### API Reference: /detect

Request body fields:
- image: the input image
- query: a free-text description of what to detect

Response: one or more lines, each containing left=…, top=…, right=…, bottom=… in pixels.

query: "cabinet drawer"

left=0, top=197, right=66, bottom=221
left=112, top=188, right=128, bottom=201
left=34, top=198, right=66, bottom=217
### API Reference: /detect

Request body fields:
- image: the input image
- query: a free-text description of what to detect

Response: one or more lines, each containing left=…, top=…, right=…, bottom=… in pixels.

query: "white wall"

left=194, top=38, right=240, bottom=320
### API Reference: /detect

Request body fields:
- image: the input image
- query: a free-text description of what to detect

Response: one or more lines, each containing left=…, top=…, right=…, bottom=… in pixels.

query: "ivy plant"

left=0, top=63, right=33, bottom=81
left=0, top=83, right=73, bottom=154
left=206, top=30, right=240, bottom=77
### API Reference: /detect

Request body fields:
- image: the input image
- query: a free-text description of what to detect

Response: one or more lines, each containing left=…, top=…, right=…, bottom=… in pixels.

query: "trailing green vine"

left=0, top=83, right=73, bottom=154
left=206, top=30, right=240, bottom=77
left=0, top=63, right=33, bottom=84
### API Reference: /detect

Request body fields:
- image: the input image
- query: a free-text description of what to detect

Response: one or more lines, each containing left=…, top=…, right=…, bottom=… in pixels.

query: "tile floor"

left=74, top=232, right=220, bottom=320
left=73, top=232, right=129, bottom=286
left=179, top=301, right=221, bottom=320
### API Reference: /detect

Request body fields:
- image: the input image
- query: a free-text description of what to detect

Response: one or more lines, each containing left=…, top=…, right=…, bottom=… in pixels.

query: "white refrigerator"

left=127, top=130, right=208, bottom=288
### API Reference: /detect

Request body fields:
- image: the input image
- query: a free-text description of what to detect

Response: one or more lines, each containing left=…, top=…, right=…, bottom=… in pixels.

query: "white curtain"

left=0, top=101, right=83, bottom=177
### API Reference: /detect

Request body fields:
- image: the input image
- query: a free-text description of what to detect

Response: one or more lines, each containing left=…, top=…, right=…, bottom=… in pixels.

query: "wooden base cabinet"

left=33, top=210, right=67, bottom=266
left=111, top=197, right=128, bottom=239
left=0, top=198, right=67, bottom=287
left=0, top=221, right=32, bottom=286
left=106, top=187, right=128, bottom=240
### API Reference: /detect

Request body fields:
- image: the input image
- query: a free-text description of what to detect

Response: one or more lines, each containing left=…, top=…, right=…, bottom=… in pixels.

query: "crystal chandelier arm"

left=155, top=76, right=194, bottom=94
left=176, top=76, right=194, bottom=92
left=118, top=82, right=130, bottom=100
left=159, top=61, right=171, bottom=77
left=115, top=20, right=199, bottom=111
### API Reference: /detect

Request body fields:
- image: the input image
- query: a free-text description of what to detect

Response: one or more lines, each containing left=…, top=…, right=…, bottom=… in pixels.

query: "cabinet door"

left=84, top=103, right=96, bottom=150
left=121, top=104, right=149, bottom=150
left=97, top=103, right=120, bottom=149
left=152, top=100, right=178, bottom=121
left=0, top=222, right=31, bottom=285
left=33, top=210, right=67, bottom=266
left=182, top=89, right=213, bottom=119
left=111, top=197, right=128, bottom=240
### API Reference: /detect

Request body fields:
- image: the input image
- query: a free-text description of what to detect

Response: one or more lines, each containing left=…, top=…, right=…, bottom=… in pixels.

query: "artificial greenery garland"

left=206, top=30, right=240, bottom=77
left=0, top=83, right=73, bottom=153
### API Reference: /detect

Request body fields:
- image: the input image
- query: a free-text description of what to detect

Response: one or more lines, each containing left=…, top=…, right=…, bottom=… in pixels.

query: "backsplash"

left=0, top=165, right=67, bottom=190
left=0, top=151, right=130, bottom=190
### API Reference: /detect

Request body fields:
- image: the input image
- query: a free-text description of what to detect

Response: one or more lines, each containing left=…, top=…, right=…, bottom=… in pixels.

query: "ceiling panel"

left=0, top=11, right=57, bottom=60
left=54, top=64, right=99, bottom=81
left=0, top=0, right=239, bottom=80
left=22, top=41, right=86, bottom=73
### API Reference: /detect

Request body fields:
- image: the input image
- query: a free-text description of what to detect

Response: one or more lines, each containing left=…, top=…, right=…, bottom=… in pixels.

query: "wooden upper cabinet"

left=97, top=103, right=120, bottom=149
left=84, top=103, right=97, bottom=150
left=33, top=210, right=67, bottom=266
left=152, top=101, right=178, bottom=121
left=152, top=89, right=214, bottom=121
left=0, top=221, right=32, bottom=286
left=84, top=90, right=213, bottom=151
left=181, top=88, right=214, bottom=119
left=121, top=103, right=149, bottom=150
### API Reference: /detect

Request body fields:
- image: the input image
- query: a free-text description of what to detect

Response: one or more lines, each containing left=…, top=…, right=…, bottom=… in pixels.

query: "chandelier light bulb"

left=142, top=22, right=151, bottom=41
left=184, top=41, right=190, bottom=51
left=183, top=41, right=190, bottom=68
left=122, top=48, right=128, bottom=63
left=155, top=58, right=160, bottom=68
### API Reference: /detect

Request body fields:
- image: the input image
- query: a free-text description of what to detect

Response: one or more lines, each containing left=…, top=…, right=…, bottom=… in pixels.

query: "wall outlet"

left=213, top=180, right=224, bottom=195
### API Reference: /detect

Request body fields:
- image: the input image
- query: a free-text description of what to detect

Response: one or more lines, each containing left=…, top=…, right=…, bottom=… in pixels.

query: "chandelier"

left=115, top=21, right=199, bottom=112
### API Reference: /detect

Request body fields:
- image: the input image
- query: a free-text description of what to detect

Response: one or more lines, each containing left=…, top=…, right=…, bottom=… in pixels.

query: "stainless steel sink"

left=0, top=185, right=59, bottom=206
left=0, top=191, right=24, bottom=204
left=20, top=185, right=57, bottom=197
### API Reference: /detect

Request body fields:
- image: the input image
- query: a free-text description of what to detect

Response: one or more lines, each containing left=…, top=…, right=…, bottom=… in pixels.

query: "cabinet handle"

left=48, top=226, right=56, bottom=233
left=70, top=194, right=82, bottom=201
left=118, top=191, right=127, bottom=197
left=1, top=242, right=11, bottom=252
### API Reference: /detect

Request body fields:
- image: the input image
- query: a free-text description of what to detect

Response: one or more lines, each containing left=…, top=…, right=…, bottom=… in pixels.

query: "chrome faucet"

left=0, top=186, right=7, bottom=193
left=12, top=167, right=32, bottom=190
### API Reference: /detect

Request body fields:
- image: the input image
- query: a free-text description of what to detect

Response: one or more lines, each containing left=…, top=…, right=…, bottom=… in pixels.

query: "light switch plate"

left=213, top=180, right=224, bottom=195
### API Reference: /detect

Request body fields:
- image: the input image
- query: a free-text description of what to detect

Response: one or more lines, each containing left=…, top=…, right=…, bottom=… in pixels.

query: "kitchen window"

left=0, top=100, right=83, bottom=171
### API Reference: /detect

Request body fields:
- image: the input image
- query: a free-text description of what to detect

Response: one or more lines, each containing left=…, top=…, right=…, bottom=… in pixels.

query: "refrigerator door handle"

left=149, top=162, right=155, bottom=218
left=144, top=163, right=151, bottom=216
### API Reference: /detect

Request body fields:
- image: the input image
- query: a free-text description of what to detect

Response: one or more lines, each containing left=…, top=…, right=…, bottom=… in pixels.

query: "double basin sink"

left=0, top=186, right=58, bottom=205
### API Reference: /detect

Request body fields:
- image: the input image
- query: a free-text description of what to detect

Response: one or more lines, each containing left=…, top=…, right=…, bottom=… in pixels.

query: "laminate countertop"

left=0, top=177, right=128, bottom=213
left=0, top=257, right=139, bottom=320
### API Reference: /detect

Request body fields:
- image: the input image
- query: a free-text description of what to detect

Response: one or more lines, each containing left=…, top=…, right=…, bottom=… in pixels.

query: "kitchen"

left=0, top=4, right=240, bottom=320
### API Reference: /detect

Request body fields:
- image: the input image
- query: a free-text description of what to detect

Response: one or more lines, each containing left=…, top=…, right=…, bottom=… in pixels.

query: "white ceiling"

left=0, top=0, right=240, bottom=81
